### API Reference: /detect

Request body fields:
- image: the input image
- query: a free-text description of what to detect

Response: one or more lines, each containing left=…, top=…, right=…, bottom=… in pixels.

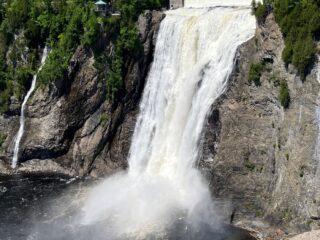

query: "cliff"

left=0, top=7, right=320, bottom=239
left=201, top=14, right=320, bottom=238
left=0, top=11, right=165, bottom=176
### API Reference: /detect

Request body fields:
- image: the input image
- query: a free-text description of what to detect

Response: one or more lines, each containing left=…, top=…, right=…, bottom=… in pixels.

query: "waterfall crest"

left=82, top=3, right=256, bottom=238
left=11, top=47, right=49, bottom=169
left=184, top=0, right=260, bottom=7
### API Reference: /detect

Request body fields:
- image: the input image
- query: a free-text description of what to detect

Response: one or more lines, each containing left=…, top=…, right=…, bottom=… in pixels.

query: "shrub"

left=15, top=66, right=33, bottom=90
left=251, top=0, right=268, bottom=24
left=279, top=80, right=290, bottom=108
left=273, top=0, right=320, bottom=78
left=285, top=153, right=289, bottom=161
left=0, top=0, right=168, bottom=110
left=38, top=49, right=69, bottom=85
left=0, top=133, right=6, bottom=147
left=244, top=160, right=256, bottom=171
left=281, top=208, right=294, bottom=222
left=249, top=61, right=264, bottom=86
left=292, top=33, right=315, bottom=79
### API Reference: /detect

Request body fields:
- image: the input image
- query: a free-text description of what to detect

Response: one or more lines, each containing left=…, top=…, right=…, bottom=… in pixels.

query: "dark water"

left=0, top=174, right=255, bottom=240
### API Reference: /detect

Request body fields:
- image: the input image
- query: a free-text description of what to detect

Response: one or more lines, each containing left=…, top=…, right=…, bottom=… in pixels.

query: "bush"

left=249, top=61, right=264, bottom=86
left=273, top=0, right=320, bottom=78
left=279, top=80, right=290, bottom=108
left=251, top=0, right=268, bottom=24
left=0, top=0, right=168, bottom=110
left=0, top=133, right=7, bottom=147
left=292, top=33, right=315, bottom=78
left=15, top=66, right=33, bottom=90
left=38, top=49, right=69, bottom=85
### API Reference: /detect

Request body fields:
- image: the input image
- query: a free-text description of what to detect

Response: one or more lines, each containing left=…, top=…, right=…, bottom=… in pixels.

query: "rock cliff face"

left=201, top=14, right=320, bottom=238
left=0, top=10, right=164, bottom=176
left=1, top=9, right=320, bottom=238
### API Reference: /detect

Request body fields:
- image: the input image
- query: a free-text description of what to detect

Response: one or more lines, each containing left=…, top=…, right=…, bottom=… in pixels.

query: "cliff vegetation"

left=0, top=0, right=166, bottom=112
left=252, top=0, right=320, bottom=79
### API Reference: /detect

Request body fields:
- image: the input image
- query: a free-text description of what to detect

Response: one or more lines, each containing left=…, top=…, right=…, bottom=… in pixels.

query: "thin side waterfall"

left=82, top=2, right=256, bottom=239
left=11, top=47, right=49, bottom=169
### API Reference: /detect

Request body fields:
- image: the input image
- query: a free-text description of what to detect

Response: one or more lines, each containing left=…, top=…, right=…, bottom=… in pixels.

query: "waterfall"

left=82, top=2, right=256, bottom=238
left=184, top=0, right=260, bottom=7
left=11, top=47, right=49, bottom=169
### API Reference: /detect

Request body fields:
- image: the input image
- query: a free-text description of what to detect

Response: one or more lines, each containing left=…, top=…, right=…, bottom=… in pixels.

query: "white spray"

left=11, top=47, right=49, bottom=169
left=82, top=1, right=256, bottom=238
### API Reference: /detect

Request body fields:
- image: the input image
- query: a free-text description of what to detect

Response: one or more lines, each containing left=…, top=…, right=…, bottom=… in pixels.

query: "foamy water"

left=81, top=2, right=256, bottom=238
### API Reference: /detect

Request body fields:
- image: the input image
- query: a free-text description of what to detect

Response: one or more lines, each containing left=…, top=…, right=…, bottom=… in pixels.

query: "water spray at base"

left=81, top=4, right=256, bottom=238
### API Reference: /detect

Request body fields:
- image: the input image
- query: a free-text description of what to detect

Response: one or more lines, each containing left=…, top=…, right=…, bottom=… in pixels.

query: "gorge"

left=1, top=0, right=320, bottom=239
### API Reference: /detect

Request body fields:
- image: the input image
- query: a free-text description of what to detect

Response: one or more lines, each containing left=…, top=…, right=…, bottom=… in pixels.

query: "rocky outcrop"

left=289, top=230, right=320, bottom=240
left=201, top=14, right=320, bottom=238
left=0, top=10, right=164, bottom=176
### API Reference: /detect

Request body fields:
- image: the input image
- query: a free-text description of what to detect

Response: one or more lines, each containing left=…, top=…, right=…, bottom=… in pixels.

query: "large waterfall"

left=11, top=47, right=49, bottom=169
left=82, top=1, right=256, bottom=238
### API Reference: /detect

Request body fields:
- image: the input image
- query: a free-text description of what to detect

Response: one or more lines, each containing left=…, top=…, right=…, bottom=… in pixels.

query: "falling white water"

left=82, top=2, right=256, bottom=238
left=185, top=0, right=262, bottom=7
left=11, top=47, right=49, bottom=169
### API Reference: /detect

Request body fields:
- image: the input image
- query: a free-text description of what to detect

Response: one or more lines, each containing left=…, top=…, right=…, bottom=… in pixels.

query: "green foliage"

left=244, top=160, right=256, bottom=171
left=270, top=72, right=281, bottom=87
left=0, top=81, right=14, bottom=113
left=0, top=0, right=167, bottom=111
left=100, top=112, right=110, bottom=127
left=273, top=0, right=320, bottom=78
left=299, top=165, right=307, bottom=178
left=38, top=49, right=69, bottom=85
left=249, top=61, right=264, bottom=86
left=285, top=153, right=289, bottom=161
left=0, top=133, right=6, bottom=147
left=105, top=0, right=164, bottom=99
left=115, top=0, right=163, bottom=21
left=291, top=33, right=315, bottom=78
left=81, top=15, right=100, bottom=47
left=279, top=80, right=290, bottom=108
left=253, top=0, right=320, bottom=78
left=243, top=151, right=255, bottom=171
left=251, top=0, right=269, bottom=24
left=280, top=208, right=294, bottom=222
left=15, top=66, right=34, bottom=89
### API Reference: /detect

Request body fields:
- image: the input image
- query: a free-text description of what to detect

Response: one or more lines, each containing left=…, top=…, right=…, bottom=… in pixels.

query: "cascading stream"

left=82, top=1, right=256, bottom=238
left=11, top=47, right=49, bottom=169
